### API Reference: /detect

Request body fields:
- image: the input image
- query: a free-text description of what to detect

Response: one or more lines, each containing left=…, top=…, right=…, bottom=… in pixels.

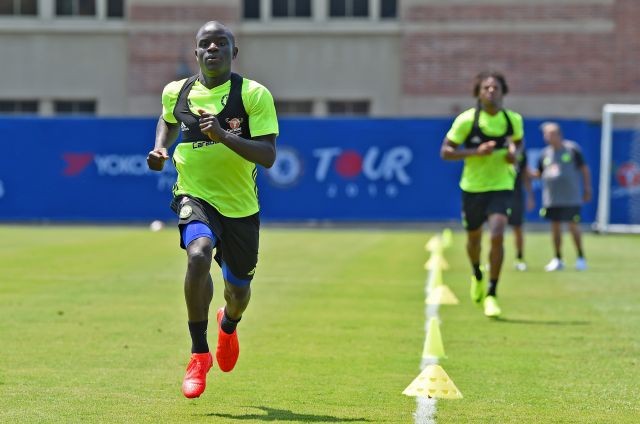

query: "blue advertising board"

left=608, top=129, right=640, bottom=225
left=0, top=117, right=601, bottom=223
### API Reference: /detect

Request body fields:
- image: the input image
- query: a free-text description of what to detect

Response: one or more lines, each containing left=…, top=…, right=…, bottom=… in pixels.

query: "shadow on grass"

left=494, top=317, right=591, bottom=326
left=205, top=406, right=370, bottom=422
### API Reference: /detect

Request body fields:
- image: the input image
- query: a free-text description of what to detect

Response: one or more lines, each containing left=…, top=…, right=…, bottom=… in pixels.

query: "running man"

left=440, top=71, right=524, bottom=318
left=146, top=21, right=278, bottom=398
left=536, top=122, right=591, bottom=271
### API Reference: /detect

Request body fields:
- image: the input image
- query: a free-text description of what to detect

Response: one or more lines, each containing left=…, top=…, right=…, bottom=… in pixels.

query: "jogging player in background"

left=509, top=149, right=535, bottom=271
left=536, top=122, right=591, bottom=272
left=146, top=21, right=278, bottom=398
left=440, top=71, right=524, bottom=318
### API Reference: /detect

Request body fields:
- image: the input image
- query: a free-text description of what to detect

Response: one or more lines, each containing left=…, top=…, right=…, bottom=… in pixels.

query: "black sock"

left=577, top=249, right=584, bottom=258
left=517, top=252, right=523, bottom=260
left=221, top=309, right=241, bottom=335
left=188, top=320, right=209, bottom=354
left=556, top=253, right=562, bottom=260
left=487, top=279, right=498, bottom=297
left=472, top=263, right=483, bottom=281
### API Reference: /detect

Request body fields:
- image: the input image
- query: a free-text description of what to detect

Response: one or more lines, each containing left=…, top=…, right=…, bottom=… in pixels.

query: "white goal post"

left=595, top=104, right=640, bottom=233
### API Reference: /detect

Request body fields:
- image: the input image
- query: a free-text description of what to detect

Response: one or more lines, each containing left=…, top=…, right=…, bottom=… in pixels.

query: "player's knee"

left=187, top=244, right=212, bottom=274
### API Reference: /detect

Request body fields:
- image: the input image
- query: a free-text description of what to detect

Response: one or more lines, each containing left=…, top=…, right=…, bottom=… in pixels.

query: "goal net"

left=595, top=104, right=640, bottom=233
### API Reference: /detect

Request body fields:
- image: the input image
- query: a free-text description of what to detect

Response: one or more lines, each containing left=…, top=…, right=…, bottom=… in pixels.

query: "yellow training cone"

left=424, top=254, right=449, bottom=271
left=403, top=364, right=463, bottom=399
left=422, top=317, right=446, bottom=359
left=441, top=228, right=453, bottom=249
left=425, top=236, right=443, bottom=253
left=426, top=285, right=459, bottom=305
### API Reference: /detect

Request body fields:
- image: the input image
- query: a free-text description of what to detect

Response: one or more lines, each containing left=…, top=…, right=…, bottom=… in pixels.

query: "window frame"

left=0, top=0, right=38, bottom=16
left=274, top=99, right=314, bottom=116
left=53, top=99, right=97, bottom=115
left=271, top=0, right=311, bottom=18
left=327, top=100, right=370, bottom=116
left=0, top=99, right=39, bottom=114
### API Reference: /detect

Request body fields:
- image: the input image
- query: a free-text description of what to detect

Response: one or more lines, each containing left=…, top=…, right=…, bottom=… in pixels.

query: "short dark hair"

left=473, top=71, right=509, bottom=97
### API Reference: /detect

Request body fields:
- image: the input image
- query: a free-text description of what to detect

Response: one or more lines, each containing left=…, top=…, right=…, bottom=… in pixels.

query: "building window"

left=272, top=0, right=311, bottom=18
left=243, top=0, right=260, bottom=19
left=0, top=0, right=37, bottom=15
left=275, top=100, right=313, bottom=116
left=107, top=0, right=124, bottom=18
left=54, top=100, right=96, bottom=115
left=0, top=100, right=39, bottom=114
left=380, top=0, right=396, bottom=19
left=56, top=0, right=95, bottom=16
left=330, top=0, right=368, bottom=18
left=327, top=100, right=370, bottom=116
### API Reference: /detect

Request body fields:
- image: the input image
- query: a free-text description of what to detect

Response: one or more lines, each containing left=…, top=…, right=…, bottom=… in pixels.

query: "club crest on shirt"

left=225, top=117, right=244, bottom=135
left=179, top=205, right=193, bottom=219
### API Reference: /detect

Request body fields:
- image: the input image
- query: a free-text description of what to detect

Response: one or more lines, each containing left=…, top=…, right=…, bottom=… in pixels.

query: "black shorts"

left=171, top=195, right=260, bottom=281
left=462, top=190, right=513, bottom=231
left=508, top=190, right=524, bottom=227
left=541, top=206, right=581, bottom=223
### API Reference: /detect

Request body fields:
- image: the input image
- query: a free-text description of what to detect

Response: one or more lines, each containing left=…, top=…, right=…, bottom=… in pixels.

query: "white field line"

left=414, top=267, right=441, bottom=424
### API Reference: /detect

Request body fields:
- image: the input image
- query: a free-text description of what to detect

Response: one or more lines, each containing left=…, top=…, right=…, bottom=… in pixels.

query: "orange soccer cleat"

left=216, top=307, right=240, bottom=372
left=181, top=352, right=213, bottom=399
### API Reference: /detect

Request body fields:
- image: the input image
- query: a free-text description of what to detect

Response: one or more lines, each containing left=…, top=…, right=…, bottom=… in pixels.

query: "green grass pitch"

left=0, top=225, right=638, bottom=423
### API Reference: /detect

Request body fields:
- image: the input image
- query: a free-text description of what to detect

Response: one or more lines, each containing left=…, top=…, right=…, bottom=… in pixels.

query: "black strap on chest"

left=464, top=103, right=514, bottom=149
left=173, top=73, right=249, bottom=143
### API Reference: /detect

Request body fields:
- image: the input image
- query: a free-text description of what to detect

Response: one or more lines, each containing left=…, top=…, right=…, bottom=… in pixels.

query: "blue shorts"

left=171, top=195, right=259, bottom=286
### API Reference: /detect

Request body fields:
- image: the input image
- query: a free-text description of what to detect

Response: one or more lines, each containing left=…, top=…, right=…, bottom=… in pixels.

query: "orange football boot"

left=216, top=307, right=240, bottom=372
left=181, top=352, right=213, bottom=398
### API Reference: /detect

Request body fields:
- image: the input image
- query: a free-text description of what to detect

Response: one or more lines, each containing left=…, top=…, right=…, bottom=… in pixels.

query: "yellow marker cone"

left=425, top=236, right=443, bottom=253
left=441, top=228, right=453, bottom=249
left=424, top=254, right=449, bottom=271
left=403, top=364, right=463, bottom=399
left=426, top=285, right=459, bottom=305
left=422, top=317, right=446, bottom=359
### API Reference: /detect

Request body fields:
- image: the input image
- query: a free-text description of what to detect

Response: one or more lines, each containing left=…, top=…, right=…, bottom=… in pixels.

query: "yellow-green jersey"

left=446, top=107, right=524, bottom=193
left=162, top=73, right=279, bottom=218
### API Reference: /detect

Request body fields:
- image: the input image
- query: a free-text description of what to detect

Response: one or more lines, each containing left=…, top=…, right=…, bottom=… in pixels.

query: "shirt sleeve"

left=570, top=142, right=586, bottom=167
left=508, top=110, right=525, bottom=142
left=445, top=111, right=474, bottom=145
left=161, top=80, right=184, bottom=124
left=242, top=80, right=279, bottom=138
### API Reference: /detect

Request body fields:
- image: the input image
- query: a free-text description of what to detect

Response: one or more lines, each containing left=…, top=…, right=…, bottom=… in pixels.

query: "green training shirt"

left=446, top=107, right=524, bottom=193
left=162, top=77, right=279, bottom=218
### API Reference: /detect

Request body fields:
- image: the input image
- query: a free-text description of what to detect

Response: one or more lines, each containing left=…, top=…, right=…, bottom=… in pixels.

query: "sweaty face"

left=478, top=77, right=503, bottom=108
left=195, top=24, right=235, bottom=75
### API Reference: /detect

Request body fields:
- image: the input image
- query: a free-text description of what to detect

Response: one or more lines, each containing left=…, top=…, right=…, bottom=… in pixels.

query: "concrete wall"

left=236, top=30, right=402, bottom=116
left=0, top=32, right=128, bottom=115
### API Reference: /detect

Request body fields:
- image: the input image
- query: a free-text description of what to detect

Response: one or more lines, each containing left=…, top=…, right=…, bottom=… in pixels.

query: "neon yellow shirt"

left=162, top=77, right=279, bottom=217
left=446, top=108, right=524, bottom=193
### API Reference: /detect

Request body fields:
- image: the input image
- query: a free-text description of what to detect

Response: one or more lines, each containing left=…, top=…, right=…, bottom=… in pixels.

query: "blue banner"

left=608, top=129, right=640, bottom=225
left=0, top=117, right=601, bottom=223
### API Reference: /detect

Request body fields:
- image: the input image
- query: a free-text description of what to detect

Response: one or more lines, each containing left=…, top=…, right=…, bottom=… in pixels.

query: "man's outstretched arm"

left=147, top=117, right=180, bottom=171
